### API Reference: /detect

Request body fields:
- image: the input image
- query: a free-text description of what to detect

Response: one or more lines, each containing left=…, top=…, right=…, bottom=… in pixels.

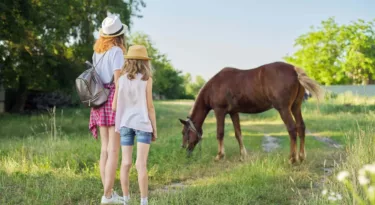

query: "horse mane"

left=189, top=81, right=209, bottom=116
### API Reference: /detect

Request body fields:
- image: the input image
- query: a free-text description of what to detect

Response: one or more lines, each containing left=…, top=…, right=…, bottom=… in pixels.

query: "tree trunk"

left=368, top=73, right=375, bottom=84
left=10, top=76, right=28, bottom=112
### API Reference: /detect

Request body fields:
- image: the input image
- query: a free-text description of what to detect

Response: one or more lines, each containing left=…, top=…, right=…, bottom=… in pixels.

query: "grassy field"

left=0, top=94, right=374, bottom=205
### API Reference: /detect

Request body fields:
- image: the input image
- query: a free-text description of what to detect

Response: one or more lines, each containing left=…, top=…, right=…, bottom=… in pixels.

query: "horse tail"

left=294, top=66, right=325, bottom=103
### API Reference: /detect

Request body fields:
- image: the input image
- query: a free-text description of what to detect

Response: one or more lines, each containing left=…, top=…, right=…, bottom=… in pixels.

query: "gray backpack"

left=75, top=52, right=110, bottom=108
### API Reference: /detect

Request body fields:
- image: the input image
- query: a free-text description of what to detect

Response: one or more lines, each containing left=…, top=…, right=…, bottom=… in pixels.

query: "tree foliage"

left=184, top=74, right=206, bottom=97
left=129, top=32, right=191, bottom=99
left=0, top=0, right=145, bottom=111
left=285, top=18, right=375, bottom=85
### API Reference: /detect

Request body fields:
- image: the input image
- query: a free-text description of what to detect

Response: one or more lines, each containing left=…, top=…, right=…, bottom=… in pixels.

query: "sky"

left=131, top=0, right=375, bottom=80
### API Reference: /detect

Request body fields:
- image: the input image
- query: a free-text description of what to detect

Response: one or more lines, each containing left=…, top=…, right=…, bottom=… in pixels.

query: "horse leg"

left=278, top=108, right=298, bottom=164
left=230, top=112, right=247, bottom=161
left=292, top=103, right=306, bottom=162
left=214, top=109, right=226, bottom=161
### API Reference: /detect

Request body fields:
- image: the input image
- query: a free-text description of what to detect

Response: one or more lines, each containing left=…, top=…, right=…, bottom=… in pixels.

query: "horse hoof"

left=215, top=154, right=225, bottom=161
left=298, top=153, right=306, bottom=162
left=239, top=153, right=248, bottom=161
left=289, top=157, right=298, bottom=164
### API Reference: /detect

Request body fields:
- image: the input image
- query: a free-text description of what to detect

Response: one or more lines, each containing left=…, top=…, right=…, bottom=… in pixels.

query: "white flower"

left=358, top=175, right=370, bottom=185
left=359, top=164, right=375, bottom=176
left=358, top=168, right=366, bottom=176
left=363, top=164, right=375, bottom=174
left=337, top=171, right=350, bottom=181
left=330, top=192, right=336, bottom=196
left=322, top=189, right=328, bottom=196
left=328, top=196, right=337, bottom=201
left=336, top=194, right=342, bottom=200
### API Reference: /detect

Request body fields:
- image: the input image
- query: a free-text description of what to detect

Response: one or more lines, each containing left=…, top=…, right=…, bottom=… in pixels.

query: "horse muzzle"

left=186, top=149, right=193, bottom=157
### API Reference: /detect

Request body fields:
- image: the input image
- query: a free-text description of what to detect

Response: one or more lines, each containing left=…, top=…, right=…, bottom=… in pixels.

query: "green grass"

left=0, top=95, right=374, bottom=204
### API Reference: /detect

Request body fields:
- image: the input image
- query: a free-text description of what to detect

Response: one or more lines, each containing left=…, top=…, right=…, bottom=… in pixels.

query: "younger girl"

left=112, top=45, right=157, bottom=205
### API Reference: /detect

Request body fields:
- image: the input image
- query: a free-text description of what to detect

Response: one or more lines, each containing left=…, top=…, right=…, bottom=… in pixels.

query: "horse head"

left=179, top=117, right=202, bottom=156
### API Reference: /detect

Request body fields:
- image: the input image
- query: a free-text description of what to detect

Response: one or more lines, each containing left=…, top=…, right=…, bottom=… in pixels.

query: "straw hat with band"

left=99, top=16, right=128, bottom=38
left=125, top=45, right=152, bottom=60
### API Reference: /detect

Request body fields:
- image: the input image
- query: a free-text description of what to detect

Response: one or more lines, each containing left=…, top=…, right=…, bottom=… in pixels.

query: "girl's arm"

left=114, top=70, right=121, bottom=84
left=112, top=70, right=121, bottom=111
left=146, top=77, right=157, bottom=141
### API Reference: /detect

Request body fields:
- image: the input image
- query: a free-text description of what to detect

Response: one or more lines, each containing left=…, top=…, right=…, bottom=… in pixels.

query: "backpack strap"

left=93, top=51, right=107, bottom=69
left=93, top=51, right=116, bottom=85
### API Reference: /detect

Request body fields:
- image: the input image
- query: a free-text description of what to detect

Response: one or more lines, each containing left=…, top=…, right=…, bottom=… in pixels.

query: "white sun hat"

left=99, top=16, right=128, bottom=38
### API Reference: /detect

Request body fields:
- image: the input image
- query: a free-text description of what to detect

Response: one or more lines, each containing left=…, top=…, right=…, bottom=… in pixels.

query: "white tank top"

left=115, top=73, right=153, bottom=133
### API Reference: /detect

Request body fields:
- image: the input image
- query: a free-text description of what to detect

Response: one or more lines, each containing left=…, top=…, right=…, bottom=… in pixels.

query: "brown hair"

left=93, top=35, right=127, bottom=54
left=121, top=59, right=152, bottom=81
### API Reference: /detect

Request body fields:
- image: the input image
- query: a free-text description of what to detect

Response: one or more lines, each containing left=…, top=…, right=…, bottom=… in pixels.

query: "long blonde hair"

left=121, top=59, right=152, bottom=81
left=93, top=35, right=127, bottom=53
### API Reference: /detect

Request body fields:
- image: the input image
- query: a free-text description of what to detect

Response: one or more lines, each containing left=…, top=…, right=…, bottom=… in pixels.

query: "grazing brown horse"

left=179, top=62, right=323, bottom=163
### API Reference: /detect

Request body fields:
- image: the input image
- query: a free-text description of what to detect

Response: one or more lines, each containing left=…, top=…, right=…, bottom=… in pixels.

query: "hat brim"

left=125, top=56, right=152, bottom=60
left=99, top=24, right=127, bottom=38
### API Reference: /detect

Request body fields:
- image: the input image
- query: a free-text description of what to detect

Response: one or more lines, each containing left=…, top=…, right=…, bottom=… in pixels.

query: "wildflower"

left=363, top=164, right=375, bottom=174
left=359, top=164, right=375, bottom=176
left=322, top=189, right=328, bottom=196
left=358, top=175, right=370, bottom=185
left=336, top=194, right=342, bottom=200
left=337, top=171, right=350, bottom=181
left=328, top=196, right=337, bottom=201
left=358, top=168, right=366, bottom=176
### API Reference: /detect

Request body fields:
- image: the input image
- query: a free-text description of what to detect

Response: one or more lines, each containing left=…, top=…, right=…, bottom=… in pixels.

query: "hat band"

left=103, top=25, right=124, bottom=36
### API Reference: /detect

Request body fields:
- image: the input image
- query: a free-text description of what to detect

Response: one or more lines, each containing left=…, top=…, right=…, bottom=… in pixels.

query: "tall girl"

left=89, top=15, right=127, bottom=204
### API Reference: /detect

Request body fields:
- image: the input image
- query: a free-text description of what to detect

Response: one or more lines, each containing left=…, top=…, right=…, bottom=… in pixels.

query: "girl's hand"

left=152, top=133, right=157, bottom=141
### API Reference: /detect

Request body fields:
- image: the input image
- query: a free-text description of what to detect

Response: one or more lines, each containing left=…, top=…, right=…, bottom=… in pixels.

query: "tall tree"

left=185, top=74, right=206, bottom=97
left=341, top=20, right=375, bottom=84
left=0, top=0, right=145, bottom=111
left=129, top=32, right=188, bottom=99
left=285, top=18, right=375, bottom=85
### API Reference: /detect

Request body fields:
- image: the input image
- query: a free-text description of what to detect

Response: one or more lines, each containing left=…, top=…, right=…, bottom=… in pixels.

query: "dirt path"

left=307, top=130, right=343, bottom=148
left=262, top=134, right=280, bottom=152
left=154, top=131, right=343, bottom=198
left=154, top=182, right=186, bottom=193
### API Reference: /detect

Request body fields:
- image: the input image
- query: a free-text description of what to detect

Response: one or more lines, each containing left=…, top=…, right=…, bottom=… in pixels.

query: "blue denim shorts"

left=120, top=127, right=152, bottom=146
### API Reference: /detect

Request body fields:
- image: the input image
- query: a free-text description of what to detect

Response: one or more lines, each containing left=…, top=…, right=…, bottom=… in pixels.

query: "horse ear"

left=179, top=119, right=187, bottom=125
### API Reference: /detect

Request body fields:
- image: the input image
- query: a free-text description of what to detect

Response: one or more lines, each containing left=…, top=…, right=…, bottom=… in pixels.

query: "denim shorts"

left=120, top=127, right=152, bottom=146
